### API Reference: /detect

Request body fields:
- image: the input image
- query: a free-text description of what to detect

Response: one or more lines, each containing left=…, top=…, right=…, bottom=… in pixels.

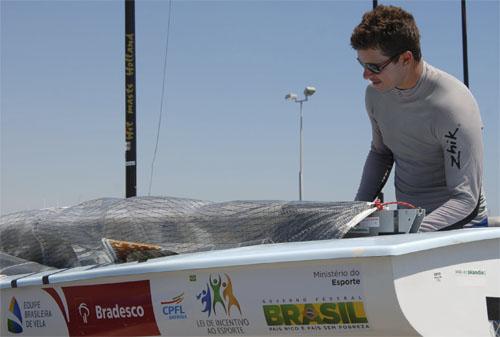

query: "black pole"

left=125, top=0, right=137, bottom=197
left=374, top=0, right=382, bottom=203
left=461, top=0, right=469, bottom=87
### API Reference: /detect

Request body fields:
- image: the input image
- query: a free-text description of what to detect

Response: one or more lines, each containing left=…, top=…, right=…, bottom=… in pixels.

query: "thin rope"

left=148, top=0, right=173, bottom=196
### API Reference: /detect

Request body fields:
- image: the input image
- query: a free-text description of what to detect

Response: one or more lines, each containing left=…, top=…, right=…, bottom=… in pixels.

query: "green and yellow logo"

left=7, top=297, right=23, bottom=333
left=263, top=301, right=368, bottom=326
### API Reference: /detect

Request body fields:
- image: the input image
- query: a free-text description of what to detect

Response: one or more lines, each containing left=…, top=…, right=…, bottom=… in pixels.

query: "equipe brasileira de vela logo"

left=7, top=297, right=23, bottom=334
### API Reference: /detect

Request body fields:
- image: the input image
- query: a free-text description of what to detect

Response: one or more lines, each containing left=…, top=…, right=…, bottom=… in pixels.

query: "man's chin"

left=370, top=82, right=391, bottom=93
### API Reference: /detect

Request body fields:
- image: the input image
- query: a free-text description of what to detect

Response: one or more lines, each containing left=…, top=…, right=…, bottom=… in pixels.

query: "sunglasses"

left=357, top=53, right=402, bottom=74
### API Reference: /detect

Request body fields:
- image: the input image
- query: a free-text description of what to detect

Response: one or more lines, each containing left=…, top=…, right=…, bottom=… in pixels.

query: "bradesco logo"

left=78, top=303, right=90, bottom=323
left=161, top=293, right=187, bottom=320
left=43, top=280, right=160, bottom=337
left=7, top=297, right=23, bottom=334
left=78, top=302, right=145, bottom=322
left=263, top=300, right=369, bottom=330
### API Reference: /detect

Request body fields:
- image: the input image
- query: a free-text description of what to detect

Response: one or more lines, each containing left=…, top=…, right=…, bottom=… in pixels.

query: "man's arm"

left=419, top=92, right=484, bottom=231
left=355, top=149, right=394, bottom=202
left=355, top=88, right=394, bottom=202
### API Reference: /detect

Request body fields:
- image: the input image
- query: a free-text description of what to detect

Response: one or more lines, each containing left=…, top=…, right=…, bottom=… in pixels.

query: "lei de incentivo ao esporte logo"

left=194, top=273, right=250, bottom=335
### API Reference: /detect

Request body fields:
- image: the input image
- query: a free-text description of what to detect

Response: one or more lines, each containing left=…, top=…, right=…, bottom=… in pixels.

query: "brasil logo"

left=196, top=273, right=241, bottom=317
left=263, top=301, right=368, bottom=326
left=7, top=297, right=23, bottom=333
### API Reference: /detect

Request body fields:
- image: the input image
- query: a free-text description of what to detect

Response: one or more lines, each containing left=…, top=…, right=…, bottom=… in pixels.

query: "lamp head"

left=304, top=86, right=316, bottom=97
left=285, top=93, right=298, bottom=101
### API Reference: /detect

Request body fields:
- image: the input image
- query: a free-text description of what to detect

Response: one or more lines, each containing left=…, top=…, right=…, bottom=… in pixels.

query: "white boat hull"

left=1, top=228, right=499, bottom=337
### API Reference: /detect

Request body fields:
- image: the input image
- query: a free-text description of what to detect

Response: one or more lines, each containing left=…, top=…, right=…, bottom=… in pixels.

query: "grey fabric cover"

left=0, top=196, right=372, bottom=272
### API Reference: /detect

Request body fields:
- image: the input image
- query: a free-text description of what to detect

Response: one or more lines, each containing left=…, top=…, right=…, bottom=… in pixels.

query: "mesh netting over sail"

left=0, top=197, right=375, bottom=273
left=0, top=252, right=56, bottom=276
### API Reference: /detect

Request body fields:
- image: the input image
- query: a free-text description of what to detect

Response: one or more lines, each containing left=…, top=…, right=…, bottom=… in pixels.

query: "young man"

left=351, top=5, right=487, bottom=231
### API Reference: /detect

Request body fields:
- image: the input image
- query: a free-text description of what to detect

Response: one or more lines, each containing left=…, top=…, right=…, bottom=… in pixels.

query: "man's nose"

left=363, top=67, right=374, bottom=79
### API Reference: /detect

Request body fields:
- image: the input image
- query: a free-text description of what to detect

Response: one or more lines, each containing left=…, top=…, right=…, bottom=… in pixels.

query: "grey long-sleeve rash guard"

left=355, top=62, right=487, bottom=231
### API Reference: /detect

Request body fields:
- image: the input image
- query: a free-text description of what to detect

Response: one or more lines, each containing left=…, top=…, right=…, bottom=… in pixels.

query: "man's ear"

left=402, top=51, right=413, bottom=64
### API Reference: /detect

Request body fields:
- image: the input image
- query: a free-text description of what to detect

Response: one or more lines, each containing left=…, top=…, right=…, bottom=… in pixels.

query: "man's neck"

left=396, top=60, right=424, bottom=90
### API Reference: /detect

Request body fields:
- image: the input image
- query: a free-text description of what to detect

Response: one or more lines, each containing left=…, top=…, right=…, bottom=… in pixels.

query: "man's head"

left=351, top=5, right=421, bottom=62
left=351, top=5, right=423, bottom=91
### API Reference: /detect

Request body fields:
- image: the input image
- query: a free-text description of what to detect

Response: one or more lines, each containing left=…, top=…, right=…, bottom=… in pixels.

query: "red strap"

left=373, top=199, right=416, bottom=210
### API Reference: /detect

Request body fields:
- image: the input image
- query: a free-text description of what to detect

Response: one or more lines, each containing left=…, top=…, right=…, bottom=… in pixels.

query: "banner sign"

left=1, top=262, right=368, bottom=336
left=149, top=263, right=369, bottom=336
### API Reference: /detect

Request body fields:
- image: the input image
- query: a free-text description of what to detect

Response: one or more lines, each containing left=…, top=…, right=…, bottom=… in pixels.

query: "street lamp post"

left=285, top=86, right=316, bottom=201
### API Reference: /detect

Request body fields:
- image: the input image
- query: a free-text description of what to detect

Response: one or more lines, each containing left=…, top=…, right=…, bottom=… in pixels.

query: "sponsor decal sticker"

left=6, top=297, right=54, bottom=334
left=78, top=303, right=90, bottom=324
left=260, top=265, right=368, bottom=333
left=195, top=273, right=250, bottom=335
left=455, top=268, right=487, bottom=286
left=312, top=267, right=362, bottom=287
left=161, top=293, right=188, bottom=320
left=262, top=297, right=369, bottom=332
left=455, top=269, right=486, bottom=276
left=44, top=280, right=160, bottom=336
left=7, top=297, right=23, bottom=334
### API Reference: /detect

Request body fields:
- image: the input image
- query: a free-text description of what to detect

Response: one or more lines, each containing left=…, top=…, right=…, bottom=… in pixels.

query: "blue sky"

left=1, top=0, right=499, bottom=216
